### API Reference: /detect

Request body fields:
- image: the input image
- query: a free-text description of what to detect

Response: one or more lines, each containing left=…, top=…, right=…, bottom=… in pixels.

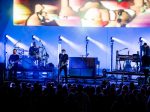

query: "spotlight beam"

left=32, top=35, right=46, bottom=45
left=60, top=36, right=83, bottom=54
left=6, top=35, right=17, bottom=44
left=112, top=37, right=130, bottom=46
left=87, top=36, right=108, bottom=53
left=6, top=35, right=28, bottom=50
left=32, top=35, right=40, bottom=41
left=141, top=38, right=150, bottom=46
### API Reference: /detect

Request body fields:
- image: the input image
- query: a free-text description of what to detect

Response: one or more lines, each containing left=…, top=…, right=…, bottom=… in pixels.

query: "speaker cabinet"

left=69, top=57, right=98, bottom=77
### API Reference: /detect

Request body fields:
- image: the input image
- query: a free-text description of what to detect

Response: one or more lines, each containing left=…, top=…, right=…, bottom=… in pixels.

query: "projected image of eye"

left=13, top=0, right=150, bottom=27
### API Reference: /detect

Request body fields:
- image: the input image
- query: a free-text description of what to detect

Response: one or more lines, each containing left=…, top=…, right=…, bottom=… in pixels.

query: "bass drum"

left=20, top=55, right=36, bottom=69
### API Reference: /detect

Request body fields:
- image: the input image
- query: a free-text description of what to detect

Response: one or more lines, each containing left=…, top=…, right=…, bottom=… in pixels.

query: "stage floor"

left=3, top=68, right=150, bottom=86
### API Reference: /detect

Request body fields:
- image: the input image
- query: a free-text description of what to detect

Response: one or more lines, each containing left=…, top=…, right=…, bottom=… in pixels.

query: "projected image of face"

left=26, top=4, right=60, bottom=26
left=14, top=0, right=150, bottom=27
left=14, top=0, right=60, bottom=26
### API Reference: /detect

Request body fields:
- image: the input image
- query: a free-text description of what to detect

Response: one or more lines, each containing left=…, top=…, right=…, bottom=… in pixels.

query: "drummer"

left=29, top=41, right=41, bottom=65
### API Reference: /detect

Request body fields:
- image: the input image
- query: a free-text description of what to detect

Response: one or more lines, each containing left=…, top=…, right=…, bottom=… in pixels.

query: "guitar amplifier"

left=69, top=57, right=98, bottom=77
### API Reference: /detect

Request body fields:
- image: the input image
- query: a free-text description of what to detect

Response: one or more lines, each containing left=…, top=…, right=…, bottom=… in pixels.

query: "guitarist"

left=58, top=49, right=69, bottom=83
left=8, top=49, right=20, bottom=82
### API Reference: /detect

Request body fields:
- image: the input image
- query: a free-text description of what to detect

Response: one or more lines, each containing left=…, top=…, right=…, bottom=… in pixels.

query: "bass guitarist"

left=58, top=49, right=69, bottom=83
left=8, top=48, right=20, bottom=82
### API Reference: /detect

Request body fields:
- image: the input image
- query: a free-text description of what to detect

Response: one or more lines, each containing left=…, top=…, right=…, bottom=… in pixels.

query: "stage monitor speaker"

left=69, top=57, right=98, bottom=77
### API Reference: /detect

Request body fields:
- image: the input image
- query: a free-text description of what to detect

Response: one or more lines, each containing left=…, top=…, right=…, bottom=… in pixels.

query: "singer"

left=58, top=49, right=69, bottom=83
left=8, top=49, right=20, bottom=82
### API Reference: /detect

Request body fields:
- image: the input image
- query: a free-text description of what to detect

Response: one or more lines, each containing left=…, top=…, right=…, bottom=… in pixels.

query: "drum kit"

left=15, top=46, right=49, bottom=69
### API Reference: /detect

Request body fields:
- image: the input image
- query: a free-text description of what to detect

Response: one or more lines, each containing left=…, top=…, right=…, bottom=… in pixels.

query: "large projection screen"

left=14, top=0, right=150, bottom=27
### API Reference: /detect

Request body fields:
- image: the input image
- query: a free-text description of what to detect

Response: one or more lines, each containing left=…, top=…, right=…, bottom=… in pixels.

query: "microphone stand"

left=40, top=41, right=49, bottom=67
left=85, top=37, right=89, bottom=58
left=4, top=36, right=7, bottom=79
left=139, top=37, right=143, bottom=72
left=110, top=38, right=114, bottom=72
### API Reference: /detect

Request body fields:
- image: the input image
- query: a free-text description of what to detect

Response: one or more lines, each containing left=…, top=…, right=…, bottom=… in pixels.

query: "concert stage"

left=3, top=68, right=148, bottom=86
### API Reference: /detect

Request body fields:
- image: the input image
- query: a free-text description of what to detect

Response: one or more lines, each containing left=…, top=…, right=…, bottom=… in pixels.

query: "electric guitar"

left=58, top=61, right=68, bottom=69
left=8, top=60, right=20, bottom=69
left=33, top=51, right=40, bottom=59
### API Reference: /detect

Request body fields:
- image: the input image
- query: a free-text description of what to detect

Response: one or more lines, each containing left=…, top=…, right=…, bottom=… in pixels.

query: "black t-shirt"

left=142, top=45, right=150, bottom=67
left=29, top=46, right=39, bottom=56
left=9, top=54, right=19, bottom=62
left=9, top=54, right=19, bottom=66
left=59, top=53, right=68, bottom=64
left=142, top=45, right=150, bottom=56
